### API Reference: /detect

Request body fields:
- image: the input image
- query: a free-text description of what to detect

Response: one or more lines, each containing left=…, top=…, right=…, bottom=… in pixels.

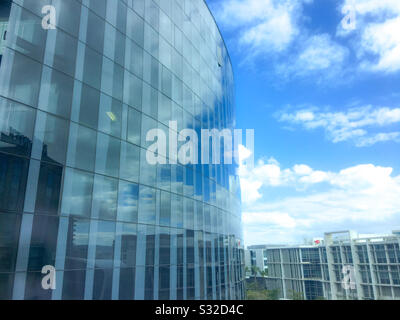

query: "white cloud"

left=211, top=0, right=309, bottom=54
left=276, top=34, right=349, bottom=80
left=340, top=0, right=400, bottom=73
left=239, top=146, right=331, bottom=205
left=279, top=105, right=400, bottom=146
left=239, top=149, right=400, bottom=245
left=356, top=132, right=400, bottom=147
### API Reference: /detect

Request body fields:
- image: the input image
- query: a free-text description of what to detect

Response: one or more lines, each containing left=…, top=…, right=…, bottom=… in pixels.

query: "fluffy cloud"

left=276, top=34, right=349, bottom=80
left=239, top=147, right=400, bottom=244
left=339, top=0, right=400, bottom=73
left=278, top=105, right=400, bottom=146
left=210, top=0, right=310, bottom=54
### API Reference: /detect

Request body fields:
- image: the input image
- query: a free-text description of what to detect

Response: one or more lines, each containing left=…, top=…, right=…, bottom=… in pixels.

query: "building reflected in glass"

left=0, top=0, right=244, bottom=300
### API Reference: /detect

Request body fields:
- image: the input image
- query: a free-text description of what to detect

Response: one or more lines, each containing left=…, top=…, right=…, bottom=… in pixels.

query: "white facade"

left=263, top=231, right=400, bottom=300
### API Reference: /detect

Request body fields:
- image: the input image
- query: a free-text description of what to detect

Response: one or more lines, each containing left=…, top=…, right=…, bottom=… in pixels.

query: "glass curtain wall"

left=0, top=0, right=244, bottom=300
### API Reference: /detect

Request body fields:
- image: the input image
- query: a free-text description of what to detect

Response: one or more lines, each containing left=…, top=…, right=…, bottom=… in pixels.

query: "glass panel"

left=127, top=107, right=141, bottom=146
left=35, top=162, right=62, bottom=215
left=119, top=141, right=140, bottom=183
left=119, top=222, right=137, bottom=268
left=0, top=153, right=29, bottom=213
left=72, top=81, right=100, bottom=130
left=53, top=0, right=81, bottom=37
left=98, top=93, right=122, bottom=138
left=49, top=29, right=78, bottom=77
left=67, top=122, right=97, bottom=172
left=138, top=185, right=156, bottom=225
left=83, top=45, right=103, bottom=90
left=86, top=9, right=105, bottom=54
left=27, top=214, right=59, bottom=271
left=0, top=273, right=13, bottom=300
left=95, top=132, right=121, bottom=178
left=123, top=71, right=142, bottom=109
left=0, top=50, right=42, bottom=107
left=7, top=5, right=46, bottom=62
left=117, top=180, right=139, bottom=223
left=62, top=269, right=86, bottom=300
left=0, top=98, right=36, bottom=157
left=142, top=82, right=158, bottom=119
left=0, top=213, right=21, bottom=272
left=61, top=168, right=94, bottom=218
left=159, top=227, right=170, bottom=265
left=160, top=191, right=171, bottom=227
left=34, top=111, right=68, bottom=165
left=38, top=66, right=73, bottom=119
left=92, top=174, right=118, bottom=220
left=119, top=267, right=135, bottom=300
left=64, top=217, right=90, bottom=270
left=94, top=220, right=115, bottom=268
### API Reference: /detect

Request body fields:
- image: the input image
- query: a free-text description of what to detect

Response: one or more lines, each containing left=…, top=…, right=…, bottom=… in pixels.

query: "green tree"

left=289, top=290, right=304, bottom=300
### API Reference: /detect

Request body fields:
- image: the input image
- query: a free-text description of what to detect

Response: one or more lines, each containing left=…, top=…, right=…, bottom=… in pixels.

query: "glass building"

left=0, top=0, right=244, bottom=300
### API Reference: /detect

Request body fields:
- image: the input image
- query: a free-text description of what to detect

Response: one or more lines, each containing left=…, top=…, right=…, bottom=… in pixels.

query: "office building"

left=0, top=0, right=244, bottom=300
left=244, top=245, right=285, bottom=278
left=264, top=231, right=400, bottom=300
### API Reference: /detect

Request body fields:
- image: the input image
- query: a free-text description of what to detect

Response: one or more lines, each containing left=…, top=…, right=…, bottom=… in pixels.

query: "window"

left=95, top=132, right=121, bottom=178
left=38, top=66, right=74, bottom=119
left=0, top=153, right=29, bottom=213
left=67, top=123, right=97, bottom=172
left=72, top=81, right=100, bottom=130
left=0, top=50, right=42, bottom=107
left=92, top=174, right=118, bottom=220
left=138, top=185, right=156, bottom=225
left=27, top=215, right=59, bottom=271
left=119, top=141, right=140, bottom=183
left=0, top=98, right=36, bottom=157
left=98, top=93, right=122, bottom=138
left=160, top=191, right=171, bottom=227
left=46, top=28, right=78, bottom=77
left=119, top=222, right=137, bottom=268
left=127, top=107, right=141, bottom=146
left=61, top=168, right=94, bottom=218
left=117, top=180, right=138, bottom=223
left=33, top=111, right=68, bottom=165
left=35, top=162, right=63, bottom=215
left=0, top=213, right=21, bottom=272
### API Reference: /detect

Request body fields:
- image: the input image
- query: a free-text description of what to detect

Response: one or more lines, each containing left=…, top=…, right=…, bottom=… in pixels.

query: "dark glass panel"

left=0, top=213, right=21, bottom=272
left=144, top=266, right=154, bottom=300
left=119, top=267, right=135, bottom=300
left=93, top=269, right=113, bottom=300
left=25, top=271, right=51, bottom=300
left=0, top=153, right=29, bottom=213
left=35, top=162, right=62, bottom=215
left=159, top=266, right=170, bottom=300
left=62, top=269, right=86, bottom=300
left=0, top=273, right=13, bottom=300
left=120, top=223, right=137, bottom=268
left=64, top=217, right=90, bottom=270
left=159, top=228, right=170, bottom=266
left=27, top=215, right=59, bottom=271
left=0, top=98, right=36, bottom=157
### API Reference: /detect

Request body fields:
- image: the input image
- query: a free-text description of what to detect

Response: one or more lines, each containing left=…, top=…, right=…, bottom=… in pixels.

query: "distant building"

left=245, top=245, right=284, bottom=278
left=259, top=231, right=400, bottom=300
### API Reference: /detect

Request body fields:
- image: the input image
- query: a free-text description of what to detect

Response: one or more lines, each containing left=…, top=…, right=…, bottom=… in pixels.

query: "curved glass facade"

left=0, top=0, right=244, bottom=300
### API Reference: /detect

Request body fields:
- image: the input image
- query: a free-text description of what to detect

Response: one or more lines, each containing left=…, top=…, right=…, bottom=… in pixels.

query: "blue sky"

left=206, top=0, right=400, bottom=245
